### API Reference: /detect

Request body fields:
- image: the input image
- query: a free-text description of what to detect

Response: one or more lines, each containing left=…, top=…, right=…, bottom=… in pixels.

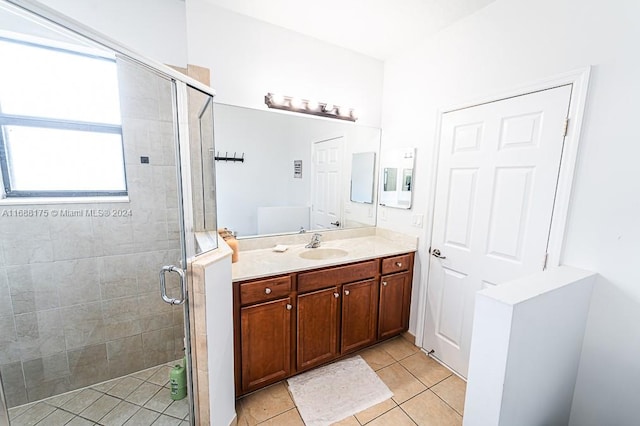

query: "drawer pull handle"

left=334, top=292, right=340, bottom=298
left=264, top=288, right=272, bottom=294
left=382, top=281, right=388, bottom=286
left=344, top=290, right=350, bottom=296
left=396, top=262, right=403, bottom=267
left=286, top=304, right=292, bottom=310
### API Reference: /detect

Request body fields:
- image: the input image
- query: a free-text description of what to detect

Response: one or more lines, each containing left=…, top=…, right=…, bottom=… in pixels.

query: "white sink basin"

left=299, top=248, right=349, bottom=260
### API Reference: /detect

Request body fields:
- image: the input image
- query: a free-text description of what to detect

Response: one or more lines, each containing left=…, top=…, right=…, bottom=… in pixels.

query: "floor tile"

left=431, top=375, right=467, bottom=415
left=163, top=398, right=189, bottom=419
left=147, top=365, right=173, bottom=386
left=9, top=402, right=56, bottom=426
left=237, top=382, right=295, bottom=424
left=63, top=389, right=104, bottom=414
left=331, top=415, right=360, bottom=425
left=376, top=363, right=426, bottom=404
left=107, top=376, right=145, bottom=399
left=66, top=416, right=97, bottom=426
left=43, top=389, right=81, bottom=407
left=355, top=398, right=397, bottom=424
left=400, top=352, right=452, bottom=388
left=8, top=402, right=35, bottom=419
left=123, top=407, right=160, bottom=425
left=401, top=390, right=462, bottom=426
left=259, top=408, right=305, bottom=425
left=80, top=394, right=120, bottom=422
left=144, top=387, right=174, bottom=413
left=378, top=337, right=420, bottom=361
left=100, top=401, right=139, bottom=426
left=152, top=413, right=184, bottom=425
left=92, top=378, right=121, bottom=393
left=126, top=382, right=163, bottom=406
left=132, top=366, right=161, bottom=381
left=359, top=345, right=396, bottom=371
left=366, top=406, right=416, bottom=426
left=36, top=408, right=76, bottom=426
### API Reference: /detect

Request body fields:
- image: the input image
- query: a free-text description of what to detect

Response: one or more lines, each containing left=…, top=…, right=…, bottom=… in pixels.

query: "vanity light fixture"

left=264, top=93, right=358, bottom=122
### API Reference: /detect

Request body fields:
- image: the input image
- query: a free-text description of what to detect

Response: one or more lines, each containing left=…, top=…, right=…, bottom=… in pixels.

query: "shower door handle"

left=159, top=265, right=186, bottom=305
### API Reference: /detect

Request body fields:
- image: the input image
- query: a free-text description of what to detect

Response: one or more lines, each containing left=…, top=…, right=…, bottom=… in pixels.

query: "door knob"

left=344, top=290, right=350, bottom=296
left=430, top=248, right=446, bottom=259
left=331, top=221, right=340, bottom=226
left=333, top=292, right=340, bottom=298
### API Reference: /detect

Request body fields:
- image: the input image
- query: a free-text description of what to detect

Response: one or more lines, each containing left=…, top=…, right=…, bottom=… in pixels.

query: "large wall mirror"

left=379, top=148, right=416, bottom=209
left=214, top=104, right=381, bottom=238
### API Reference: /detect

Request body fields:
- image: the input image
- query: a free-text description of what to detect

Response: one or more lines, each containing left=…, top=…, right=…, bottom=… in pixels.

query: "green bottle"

left=169, top=357, right=187, bottom=400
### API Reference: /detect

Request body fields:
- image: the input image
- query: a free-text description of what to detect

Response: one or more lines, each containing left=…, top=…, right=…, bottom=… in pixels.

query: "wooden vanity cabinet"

left=378, top=254, right=414, bottom=339
left=234, top=252, right=414, bottom=396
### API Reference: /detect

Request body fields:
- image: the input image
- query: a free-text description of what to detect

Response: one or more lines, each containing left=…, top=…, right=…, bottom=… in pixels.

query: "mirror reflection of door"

left=311, top=136, right=343, bottom=229
left=383, top=168, right=398, bottom=191
left=402, top=169, right=412, bottom=191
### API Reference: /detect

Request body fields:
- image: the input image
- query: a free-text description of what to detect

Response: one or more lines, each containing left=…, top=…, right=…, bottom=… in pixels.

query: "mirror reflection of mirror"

left=350, top=152, right=376, bottom=204
left=379, top=148, right=416, bottom=209
left=213, top=103, right=381, bottom=238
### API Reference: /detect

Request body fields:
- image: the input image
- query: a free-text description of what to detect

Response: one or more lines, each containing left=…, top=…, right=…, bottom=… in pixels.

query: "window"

left=0, top=37, right=127, bottom=198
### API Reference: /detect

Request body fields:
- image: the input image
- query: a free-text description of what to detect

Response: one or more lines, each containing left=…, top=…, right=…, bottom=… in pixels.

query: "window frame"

left=0, top=36, right=128, bottom=199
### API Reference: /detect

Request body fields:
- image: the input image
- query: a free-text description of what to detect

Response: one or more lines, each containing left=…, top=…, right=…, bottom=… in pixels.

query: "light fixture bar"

left=264, top=93, right=358, bottom=122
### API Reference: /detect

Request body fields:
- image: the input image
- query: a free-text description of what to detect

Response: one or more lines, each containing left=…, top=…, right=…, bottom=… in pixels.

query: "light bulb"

left=323, top=103, right=335, bottom=113
left=290, top=97, right=302, bottom=109
left=338, top=106, right=351, bottom=117
left=306, top=100, right=319, bottom=111
left=271, top=93, right=284, bottom=105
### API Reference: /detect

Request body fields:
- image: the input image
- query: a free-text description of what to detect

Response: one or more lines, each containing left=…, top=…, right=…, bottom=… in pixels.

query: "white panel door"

left=311, top=137, right=343, bottom=230
left=423, top=85, right=572, bottom=377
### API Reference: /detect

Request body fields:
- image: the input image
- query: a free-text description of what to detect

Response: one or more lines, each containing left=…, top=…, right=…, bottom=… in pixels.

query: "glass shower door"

left=0, top=2, right=206, bottom=424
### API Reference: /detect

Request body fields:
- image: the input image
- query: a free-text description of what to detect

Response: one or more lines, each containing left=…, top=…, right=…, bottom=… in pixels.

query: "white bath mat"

left=287, top=355, right=393, bottom=426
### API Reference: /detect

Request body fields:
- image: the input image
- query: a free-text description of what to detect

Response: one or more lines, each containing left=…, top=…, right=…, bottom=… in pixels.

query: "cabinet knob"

left=395, top=262, right=403, bottom=267
left=333, top=292, right=340, bottom=298
left=382, top=281, right=388, bottom=286
left=286, top=304, right=292, bottom=310
left=344, top=290, right=350, bottom=296
left=264, top=288, right=272, bottom=294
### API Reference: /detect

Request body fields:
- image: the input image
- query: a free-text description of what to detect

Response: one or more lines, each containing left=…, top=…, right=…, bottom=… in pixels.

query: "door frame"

left=415, top=67, right=592, bottom=348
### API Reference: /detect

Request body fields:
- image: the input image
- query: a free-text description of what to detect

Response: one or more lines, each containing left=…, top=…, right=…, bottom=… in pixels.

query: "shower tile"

left=37, top=407, right=76, bottom=425
left=66, top=416, right=96, bottom=426
left=0, top=268, right=14, bottom=315
left=163, top=398, right=189, bottom=420
left=50, top=215, right=99, bottom=260
left=102, top=295, right=141, bottom=324
left=15, top=309, right=66, bottom=359
left=7, top=265, right=59, bottom=314
left=147, top=365, right=172, bottom=386
left=43, top=388, right=81, bottom=407
left=26, top=377, right=73, bottom=402
left=138, top=291, right=172, bottom=317
left=107, top=376, right=145, bottom=399
left=8, top=402, right=56, bottom=425
left=100, top=254, right=139, bottom=299
left=103, top=319, right=143, bottom=341
left=92, top=215, right=135, bottom=256
left=142, top=328, right=174, bottom=367
left=126, top=381, right=163, bottom=406
left=91, top=377, right=120, bottom=393
left=0, top=315, right=20, bottom=364
left=135, top=251, right=167, bottom=294
left=107, top=335, right=143, bottom=360
left=1, top=237, right=54, bottom=266
left=108, top=355, right=145, bottom=379
left=153, top=414, right=183, bottom=426
left=68, top=344, right=110, bottom=387
left=56, top=258, right=102, bottom=307
left=61, top=302, right=106, bottom=350
left=22, top=352, right=70, bottom=387
left=124, top=407, right=160, bottom=426
left=63, top=388, right=104, bottom=414
left=140, top=313, right=174, bottom=333
left=100, top=400, right=139, bottom=426
left=143, top=387, right=173, bottom=413
left=80, top=394, right=120, bottom=422
left=0, top=362, right=28, bottom=408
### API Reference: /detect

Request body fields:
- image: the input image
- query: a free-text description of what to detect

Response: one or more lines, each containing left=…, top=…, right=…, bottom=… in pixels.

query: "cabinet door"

left=240, top=297, right=292, bottom=391
left=378, top=272, right=411, bottom=339
left=341, top=279, right=378, bottom=354
left=297, top=287, right=340, bottom=371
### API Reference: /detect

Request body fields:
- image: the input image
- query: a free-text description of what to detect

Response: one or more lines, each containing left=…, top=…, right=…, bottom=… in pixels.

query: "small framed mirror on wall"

left=379, top=148, right=416, bottom=209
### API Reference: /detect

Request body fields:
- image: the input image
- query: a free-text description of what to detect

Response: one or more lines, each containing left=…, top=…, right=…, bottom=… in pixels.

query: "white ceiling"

left=203, top=0, right=495, bottom=60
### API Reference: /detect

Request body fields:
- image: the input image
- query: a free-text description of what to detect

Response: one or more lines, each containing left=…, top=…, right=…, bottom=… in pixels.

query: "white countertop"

left=232, top=228, right=418, bottom=282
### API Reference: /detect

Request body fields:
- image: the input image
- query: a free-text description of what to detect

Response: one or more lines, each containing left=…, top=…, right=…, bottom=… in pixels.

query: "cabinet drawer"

left=240, top=276, right=292, bottom=305
left=381, top=254, right=412, bottom=275
left=298, top=260, right=379, bottom=293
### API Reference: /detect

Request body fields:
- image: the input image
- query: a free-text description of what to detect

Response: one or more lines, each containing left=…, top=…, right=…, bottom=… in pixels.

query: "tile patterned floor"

left=8, top=361, right=190, bottom=426
left=236, top=336, right=467, bottom=426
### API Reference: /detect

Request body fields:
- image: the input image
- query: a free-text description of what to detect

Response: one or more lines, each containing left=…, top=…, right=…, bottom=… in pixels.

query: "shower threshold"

left=7, top=360, right=189, bottom=425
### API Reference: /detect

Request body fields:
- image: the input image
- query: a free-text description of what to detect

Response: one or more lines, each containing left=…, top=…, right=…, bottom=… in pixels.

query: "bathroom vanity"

left=231, top=230, right=417, bottom=396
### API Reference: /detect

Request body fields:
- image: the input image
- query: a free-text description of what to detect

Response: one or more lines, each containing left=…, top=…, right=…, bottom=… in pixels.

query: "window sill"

left=0, top=196, right=130, bottom=206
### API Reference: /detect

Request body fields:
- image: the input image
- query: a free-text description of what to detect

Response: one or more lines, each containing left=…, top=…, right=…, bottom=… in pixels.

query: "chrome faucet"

left=305, top=233, right=322, bottom=248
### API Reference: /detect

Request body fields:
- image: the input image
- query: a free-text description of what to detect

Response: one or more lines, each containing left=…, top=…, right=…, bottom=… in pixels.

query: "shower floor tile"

left=7, top=360, right=189, bottom=426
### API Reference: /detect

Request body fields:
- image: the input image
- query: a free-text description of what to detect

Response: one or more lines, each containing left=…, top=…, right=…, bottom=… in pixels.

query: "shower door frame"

left=0, top=1, right=217, bottom=425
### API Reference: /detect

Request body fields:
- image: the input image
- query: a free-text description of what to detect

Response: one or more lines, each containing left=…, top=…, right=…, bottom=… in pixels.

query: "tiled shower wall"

left=0, top=58, right=185, bottom=407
